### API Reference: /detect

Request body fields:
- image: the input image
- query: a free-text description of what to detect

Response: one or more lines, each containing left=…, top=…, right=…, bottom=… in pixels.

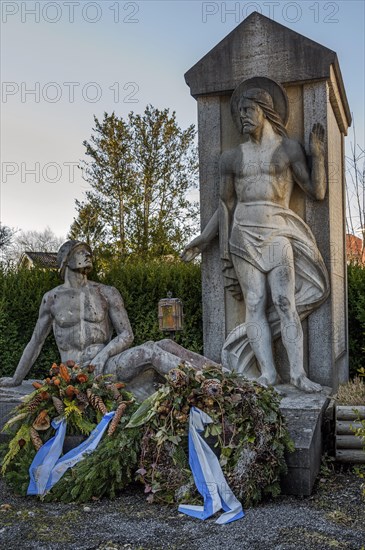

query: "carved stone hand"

left=310, top=123, right=325, bottom=158
left=180, top=244, right=201, bottom=263
left=0, top=376, right=22, bottom=387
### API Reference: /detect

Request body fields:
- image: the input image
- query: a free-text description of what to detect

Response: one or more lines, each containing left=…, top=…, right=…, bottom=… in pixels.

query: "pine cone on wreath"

left=27, top=394, right=43, bottom=412
left=30, top=427, right=43, bottom=451
left=52, top=396, right=65, bottom=415
left=107, top=402, right=128, bottom=436
left=86, top=389, right=107, bottom=415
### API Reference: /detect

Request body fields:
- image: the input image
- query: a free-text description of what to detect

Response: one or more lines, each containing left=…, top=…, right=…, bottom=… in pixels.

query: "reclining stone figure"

left=0, top=240, right=215, bottom=398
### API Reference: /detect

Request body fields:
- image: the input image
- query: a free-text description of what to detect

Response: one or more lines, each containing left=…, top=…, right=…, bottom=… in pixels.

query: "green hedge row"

left=1, top=262, right=364, bottom=380
left=347, top=262, right=365, bottom=377
left=0, top=268, right=61, bottom=379
left=0, top=261, right=203, bottom=379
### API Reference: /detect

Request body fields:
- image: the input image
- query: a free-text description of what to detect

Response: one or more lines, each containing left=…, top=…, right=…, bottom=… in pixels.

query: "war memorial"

left=0, top=12, right=352, bottom=515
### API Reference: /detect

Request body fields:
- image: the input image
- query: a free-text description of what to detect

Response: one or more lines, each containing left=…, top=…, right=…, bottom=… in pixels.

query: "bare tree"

left=15, top=226, right=64, bottom=254
left=2, top=226, right=64, bottom=266
left=0, top=225, right=15, bottom=250
left=345, top=120, right=365, bottom=254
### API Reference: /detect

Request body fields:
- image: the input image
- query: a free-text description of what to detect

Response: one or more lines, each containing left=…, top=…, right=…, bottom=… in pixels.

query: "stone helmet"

left=57, top=240, right=92, bottom=280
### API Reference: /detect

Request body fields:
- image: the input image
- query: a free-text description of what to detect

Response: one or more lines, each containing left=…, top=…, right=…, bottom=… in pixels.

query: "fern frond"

left=1, top=424, right=30, bottom=474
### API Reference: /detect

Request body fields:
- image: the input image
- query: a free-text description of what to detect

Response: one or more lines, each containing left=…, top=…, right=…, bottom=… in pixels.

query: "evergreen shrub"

left=0, top=267, right=60, bottom=378
left=347, top=262, right=365, bottom=378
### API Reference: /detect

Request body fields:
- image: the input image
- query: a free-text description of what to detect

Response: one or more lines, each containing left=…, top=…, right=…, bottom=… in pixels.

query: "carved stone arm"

left=90, top=286, right=134, bottom=373
left=180, top=209, right=219, bottom=262
left=309, top=123, right=327, bottom=200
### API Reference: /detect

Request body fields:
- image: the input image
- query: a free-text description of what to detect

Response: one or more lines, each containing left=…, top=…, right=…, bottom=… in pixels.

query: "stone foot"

left=290, top=374, right=322, bottom=393
left=273, top=385, right=287, bottom=397
left=257, top=372, right=281, bottom=387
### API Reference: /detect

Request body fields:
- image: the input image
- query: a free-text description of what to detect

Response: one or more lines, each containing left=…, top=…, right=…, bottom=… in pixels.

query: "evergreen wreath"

left=1, top=361, right=140, bottom=502
left=128, top=363, right=294, bottom=507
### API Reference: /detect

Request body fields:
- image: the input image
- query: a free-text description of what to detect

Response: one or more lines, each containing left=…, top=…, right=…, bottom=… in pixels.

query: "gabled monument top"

left=184, top=12, right=350, bottom=128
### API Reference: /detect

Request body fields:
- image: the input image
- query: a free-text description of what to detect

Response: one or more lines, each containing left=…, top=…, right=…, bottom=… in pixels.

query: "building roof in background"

left=19, top=251, right=58, bottom=269
left=346, top=234, right=365, bottom=264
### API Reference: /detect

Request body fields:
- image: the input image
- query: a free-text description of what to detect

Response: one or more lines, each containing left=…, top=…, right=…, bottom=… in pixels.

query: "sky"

left=1, top=0, right=364, bottom=239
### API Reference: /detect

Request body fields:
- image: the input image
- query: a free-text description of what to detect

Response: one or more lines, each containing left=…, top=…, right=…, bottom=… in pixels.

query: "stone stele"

left=183, top=12, right=351, bottom=494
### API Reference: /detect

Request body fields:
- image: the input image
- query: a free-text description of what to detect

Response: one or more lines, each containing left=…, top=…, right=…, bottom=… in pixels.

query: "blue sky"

left=1, top=0, right=364, bottom=237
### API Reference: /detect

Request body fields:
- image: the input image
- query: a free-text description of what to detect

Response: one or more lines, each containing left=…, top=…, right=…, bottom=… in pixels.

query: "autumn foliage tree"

left=70, top=106, right=199, bottom=259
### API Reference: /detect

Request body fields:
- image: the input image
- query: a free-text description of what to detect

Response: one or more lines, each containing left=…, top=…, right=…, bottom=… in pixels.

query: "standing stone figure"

left=182, top=77, right=329, bottom=392
left=0, top=240, right=214, bottom=396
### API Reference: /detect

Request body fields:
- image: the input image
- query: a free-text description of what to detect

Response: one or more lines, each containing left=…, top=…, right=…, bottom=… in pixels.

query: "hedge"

left=347, top=262, right=365, bottom=377
left=0, top=268, right=60, bottom=379
left=0, top=262, right=364, bottom=380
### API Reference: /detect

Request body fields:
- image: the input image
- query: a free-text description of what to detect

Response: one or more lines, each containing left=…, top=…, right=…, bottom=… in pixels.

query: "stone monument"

left=182, top=12, right=350, bottom=493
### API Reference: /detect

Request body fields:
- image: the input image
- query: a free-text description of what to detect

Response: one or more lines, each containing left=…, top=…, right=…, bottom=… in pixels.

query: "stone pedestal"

left=0, top=381, right=35, bottom=442
left=278, top=386, right=331, bottom=495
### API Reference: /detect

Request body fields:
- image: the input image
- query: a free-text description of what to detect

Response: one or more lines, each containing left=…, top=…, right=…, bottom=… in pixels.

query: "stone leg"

left=230, top=255, right=280, bottom=385
left=104, top=341, right=181, bottom=382
left=155, top=339, right=221, bottom=369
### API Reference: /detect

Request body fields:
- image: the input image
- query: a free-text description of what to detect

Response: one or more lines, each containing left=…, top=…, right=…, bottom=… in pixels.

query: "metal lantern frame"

left=158, top=292, right=184, bottom=338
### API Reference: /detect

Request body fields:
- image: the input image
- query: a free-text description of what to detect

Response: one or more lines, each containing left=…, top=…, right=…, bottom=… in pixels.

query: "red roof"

left=346, top=234, right=365, bottom=264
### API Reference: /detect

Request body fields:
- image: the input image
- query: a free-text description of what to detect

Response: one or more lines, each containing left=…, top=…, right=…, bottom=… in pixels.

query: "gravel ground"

left=0, top=466, right=364, bottom=550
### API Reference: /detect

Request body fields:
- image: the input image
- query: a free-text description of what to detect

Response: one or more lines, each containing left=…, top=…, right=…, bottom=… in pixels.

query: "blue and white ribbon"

left=178, top=407, right=244, bottom=524
left=27, top=417, right=67, bottom=496
left=27, top=411, right=115, bottom=495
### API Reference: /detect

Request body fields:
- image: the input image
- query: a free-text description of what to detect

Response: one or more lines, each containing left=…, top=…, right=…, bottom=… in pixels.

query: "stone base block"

left=0, top=381, right=35, bottom=442
left=278, top=385, right=332, bottom=496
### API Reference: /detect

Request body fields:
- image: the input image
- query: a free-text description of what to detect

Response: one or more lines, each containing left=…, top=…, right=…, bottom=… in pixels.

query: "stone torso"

left=229, top=124, right=295, bottom=225
left=49, top=282, right=113, bottom=365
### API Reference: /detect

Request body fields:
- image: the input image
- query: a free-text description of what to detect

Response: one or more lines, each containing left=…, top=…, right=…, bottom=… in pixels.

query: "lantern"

left=158, top=292, right=184, bottom=338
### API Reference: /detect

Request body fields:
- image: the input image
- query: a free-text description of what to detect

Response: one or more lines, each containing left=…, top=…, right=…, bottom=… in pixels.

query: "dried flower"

left=76, top=373, right=89, bottom=384
left=194, top=370, right=205, bottom=383
left=201, top=378, right=222, bottom=396
left=59, top=364, right=71, bottom=383
left=50, top=364, right=60, bottom=375
left=33, top=410, right=50, bottom=431
left=66, top=385, right=76, bottom=398
left=167, top=368, right=188, bottom=388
